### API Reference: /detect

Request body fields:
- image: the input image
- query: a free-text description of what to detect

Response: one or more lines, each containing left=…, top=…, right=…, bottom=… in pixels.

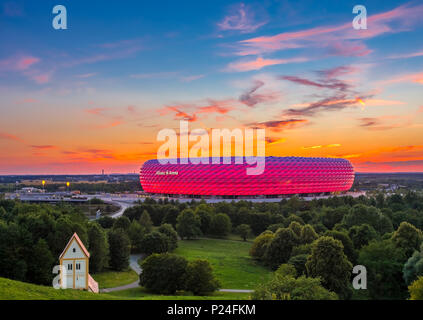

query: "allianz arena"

left=139, top=156, right=355, bottom=197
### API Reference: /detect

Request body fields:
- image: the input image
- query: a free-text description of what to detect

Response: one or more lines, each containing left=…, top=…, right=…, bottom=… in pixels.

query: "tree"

left=127, top=220, right=145, bottom=253
left=26, top=239, right=54, bottom=285
left=113, top=216, right=131, bottom=231
left=176, top=209, right=202, bottom=239
left=264, top=228, right=297, bottom=269
left=249, top=230, right=274, bottom=260
left=252, top=266, right=337, bottom=300
left=289, top=221, right=302, bottom=239
left=195, top=205, right=214, bottom=234
left=210, top=213, right=231, bottom=237
left=409, top=276, right=423, bottom=300
left=348, top=224, right=378, bottom=250
left=139, top=210, right=153, bottom=233
left=391, top=222, right=423, bottom=257
left=321, top=206, right=348, bottom=230
left=158, top=223, right=178, bottom=251
left=306, top=236, right=353, bottom=299
left=185, top=259, right=220, bottom=295
left=108, top=228, right=130, bottom=271
left=140, top=253, right=188, bottom=294
left=161, top=207, right=179, bottom=228
left=140, top=231, right=169, bottom=255
left=342, top=204, right=382, bottom=230
left=324, top=230, right=357, bottom=264
left=288, top=254, right=308, bottom=276
left=236, top=224, right=252, bottom=241
left=358, top=239, right=408, bottom=299
left=403, top=244, right=423, bottom=285
left=97, top=216, right=115, bottom=229
left=87, top=222, right=109, bottom=273
left=300, top=224, right=318, bottom=244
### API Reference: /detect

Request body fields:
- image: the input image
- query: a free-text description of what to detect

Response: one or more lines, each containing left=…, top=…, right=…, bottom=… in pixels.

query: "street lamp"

left=42, top=180, right=45, bottom=193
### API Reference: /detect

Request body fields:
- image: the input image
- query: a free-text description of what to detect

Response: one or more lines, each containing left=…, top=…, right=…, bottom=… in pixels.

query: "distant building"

left=59, top=233, right=98, bottom=293
left=19, top=187, right=43, bottom=193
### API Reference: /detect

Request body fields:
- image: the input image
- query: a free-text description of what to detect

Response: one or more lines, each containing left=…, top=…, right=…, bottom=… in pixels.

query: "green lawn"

left=174, top=238, right=272, bottom=289
left=0, top=277, right=250, bottom=300
left=92, top=269, right=139, bottom=289
left=104, top=287, right=251, bottom=300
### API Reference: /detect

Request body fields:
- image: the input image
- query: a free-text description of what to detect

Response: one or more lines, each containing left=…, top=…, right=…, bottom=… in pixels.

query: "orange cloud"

left=0, top=132, right=23, bottom=143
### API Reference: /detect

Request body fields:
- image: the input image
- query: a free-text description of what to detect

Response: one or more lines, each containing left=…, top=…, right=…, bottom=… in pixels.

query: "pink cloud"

left=0, top=55, right=40, bottom=72
left=226, top=56, right=309, bottom=72
left=235, top=3, right=423, bottom=56
left=217, top=3, right=267, bottom=34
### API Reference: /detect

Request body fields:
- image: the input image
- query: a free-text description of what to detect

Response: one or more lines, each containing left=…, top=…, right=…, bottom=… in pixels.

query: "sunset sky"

left=1, top=0, right=423, bottom=174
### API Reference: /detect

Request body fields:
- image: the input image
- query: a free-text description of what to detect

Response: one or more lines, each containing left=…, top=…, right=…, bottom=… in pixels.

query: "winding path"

left=100, top=254, right=253, bottom=293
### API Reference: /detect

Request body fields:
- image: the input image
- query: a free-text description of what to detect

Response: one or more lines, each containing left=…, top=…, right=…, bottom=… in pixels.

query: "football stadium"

left=140, top=156, right=355, bottom=197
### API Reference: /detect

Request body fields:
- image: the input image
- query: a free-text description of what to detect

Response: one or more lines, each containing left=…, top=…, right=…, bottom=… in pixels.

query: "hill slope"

left=0, top=277, right=118, bottom=300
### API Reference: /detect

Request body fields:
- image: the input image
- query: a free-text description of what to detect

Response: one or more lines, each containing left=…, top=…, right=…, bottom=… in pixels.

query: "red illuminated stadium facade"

left=139, top=156, right=355, bottom=197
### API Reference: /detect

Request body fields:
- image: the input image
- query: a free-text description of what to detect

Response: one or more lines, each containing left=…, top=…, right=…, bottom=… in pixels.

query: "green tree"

left=27, top=239, right=54, bottom=285
left=195, top=205, right=213, bottom=234
left=113, top=216, right=131, bottom=231
left=249, top=230, right=274, bottom=260
left=158, top=223, right=178, bottom=251
left=289, top=221, right=302, bottom=239
left=127, top=220, right=145, bottom=253
left=87, top=222, right=109, bottom=273
left=264, top=228, right=297, bottom=269
left=409, top=276, right=423, bottom=300
left=252, top=269, right=337, bottom=300
left=288, top=254, right=309, bottom=276
left=185, top=259, right=220, bottom=295
left=300, top=224, right=318, bottom=244
left=235, top=224, right=252, bottom=241
left=210, top=213, right=231, bottom=237
left=139, top=210, right=153, bottom=233
left=140, top=253, right=188, bottom=294
left=108, top=228, right=130, bottom=271
left=348, top=224, right=378, bottom=250
left=176, top=209, right=202, bottom=240
left=391, top=222, right=423, bottom=257
left=321, top=206, right=348, bottom=230
left=325, top=230, right=357, bottom=264
left=358, top=239, right=408, bottom=299
left=306, top=236, right=353, bottom=299
left=140, top=231, right=169, bottom=255
left=403, top=244, right=423, bottom=285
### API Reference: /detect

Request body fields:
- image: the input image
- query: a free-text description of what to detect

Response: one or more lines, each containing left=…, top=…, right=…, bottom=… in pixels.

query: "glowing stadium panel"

left=140, top=157, right=355, bottom=196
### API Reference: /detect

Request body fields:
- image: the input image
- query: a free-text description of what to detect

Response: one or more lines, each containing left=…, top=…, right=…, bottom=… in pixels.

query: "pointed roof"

left=59, top=232, right=90, bottom=259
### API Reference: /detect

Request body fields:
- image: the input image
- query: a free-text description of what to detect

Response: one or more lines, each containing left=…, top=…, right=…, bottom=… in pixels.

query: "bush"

left=185, top=259, right=220, bottom=295
left=140, top=253, right=188, bottom=294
